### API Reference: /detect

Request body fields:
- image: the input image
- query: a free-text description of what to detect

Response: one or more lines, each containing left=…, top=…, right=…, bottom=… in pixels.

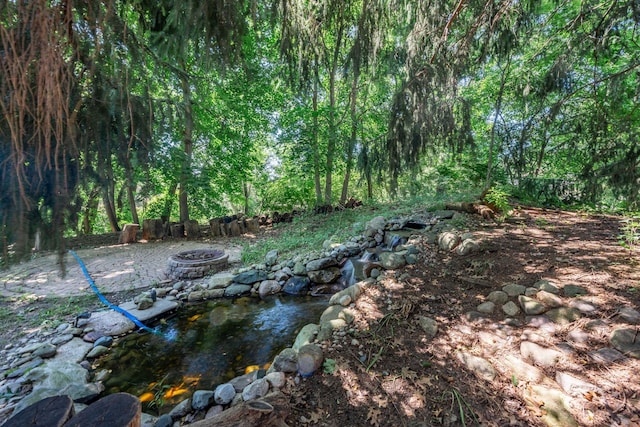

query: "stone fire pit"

left=166, top=249, right=229, bottom=280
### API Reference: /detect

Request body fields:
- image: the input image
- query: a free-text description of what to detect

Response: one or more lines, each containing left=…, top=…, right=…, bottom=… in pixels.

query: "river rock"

left=456, top=352, right=496, bottom=381
left=297, top=344, right=324, bottom=378
left=242, top=378, right=269, bottom=401
left=265, top=250, right=279, bottom=266
left=293, top=324, right=319, bottom=351
left=307, top=267, right=341, bottom=284
left=364, top=216, right=386, bottom=238
left=270, top=348, right=298, bottom=373
left=417, top=316, right=438, bottom=339
left=119, top=298, right=179, bottom=322
left=32, top=343, right=57, bottom=359
left=234, top=270, right=268, bottom=285
left=169, top=398, right=192, bottom=418
left=224, top=284, right=252, bottom=297
left=214, top=383, right=237, bottom=405
left=306, top=257, right=338, bottom=271
left=94, top=336, right=113, bottom=348
left=264, top=372, right=286, bottom=389
left=258, top=280, right=281, bottom=297
left=456, top=239, right=480, bottom=255
left=209, top=272, right=235, bottom=289
left=503, top=283, right=526, bottom=296
left=520, top=341, right=563, bottom=367
left=192, top=390, right=214, bottom=410
left=518, top=295, right=546, bottom=315
left=438, top=232, right=460, bottom=251
left=378, top=251, right=406, bottom=270
left=329, top=283, right=363, bottom=306
left=86, top=345, right=109, bottom=359
left=229, top=371, right=258, bottom=392
left=486, top=290, right=509, bottom=305
left=283, top=276, right=311, bottom=295
left=610, top=328, right=640, bottom=358
left=55, top=338, right=93, bottom=364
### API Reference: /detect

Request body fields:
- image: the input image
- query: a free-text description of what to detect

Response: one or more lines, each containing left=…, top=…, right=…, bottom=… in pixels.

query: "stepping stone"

left=498, top=355, right=546, bottom=383
left=610, top=328, right=640, bottom=358
left=503, top=283, right=526, bottom=297
left=555, top=371, right=602, bottom=397
left=520, top=341, right=563, bottom=367
left=519, top=295, right=546, bottom=315
left=562, top=285, right=588, bottom=297
left=524, top=385, right=578, bottom=427
left=2, top=395, right=74, bottom=427
left=535, top=290, right=563, bottom=308
left=588, top=348, right=625, bottom=364
left=618, top=307, right=640, bottom=324
left=456, top=352, right=496, bottom=381
left=64, top=392, right=141, bottom=427
left=546, top=307, right=581, bottom=325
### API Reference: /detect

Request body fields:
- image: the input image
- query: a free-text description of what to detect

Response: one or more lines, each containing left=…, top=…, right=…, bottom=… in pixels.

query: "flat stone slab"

left=86, top=310, right=135, bottom=336
left=53, top=337, right=93, bottom=363
left=610, top=328, right=640, bottom=358
left=119, top=298, right=179, bottom=322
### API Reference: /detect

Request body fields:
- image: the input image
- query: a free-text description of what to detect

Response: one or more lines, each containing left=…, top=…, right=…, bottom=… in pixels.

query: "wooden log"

left=209, top=218, right=222, bottom=237
left=63, top=393, right=141, bottom=427
left=226, top=220, right=241, bottom=237
left=245, top=218, right=260, bottom=233
left=3, top=395, right=75, bottom=427
left=142, top=219, right=164, bottom=240
left=170, top=223, right=185, bottom=238
left=187, top=391, right=289, bottom=427
left=185, top=220, right=200, bottom=239
left=118, top=224, right=139, bottom=244
left=444, top=202, right=495, bottom=219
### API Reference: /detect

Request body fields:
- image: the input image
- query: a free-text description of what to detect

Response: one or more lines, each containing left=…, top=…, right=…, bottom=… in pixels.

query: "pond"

left=98, top=295, right=328, bottom=412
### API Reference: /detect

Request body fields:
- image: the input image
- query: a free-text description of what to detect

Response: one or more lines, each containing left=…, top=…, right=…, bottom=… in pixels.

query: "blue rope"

left=69, top=250, right=163, bottom=336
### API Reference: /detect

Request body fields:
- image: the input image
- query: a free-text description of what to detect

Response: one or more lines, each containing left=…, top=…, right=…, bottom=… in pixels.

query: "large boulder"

left=283, top=276, right=311, bottom=295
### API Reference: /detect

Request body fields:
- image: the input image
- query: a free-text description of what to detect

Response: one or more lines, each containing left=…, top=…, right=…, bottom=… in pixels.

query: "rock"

left=568, top=298, right=598, bottom=314
left=306, top=257, right=338, bottom=271
left=136, top=296, right=154, bottom=310
left=498, top=355, right=546, bottom=383
left=292, top=324, right=319, bottom=351
left=438, top=232, right=460, bottom=251
left=229, top=372, right=258, bottom=392
left=50, top=334, right=74, bottom=346
left=32, top=343, right=57, bottom=359
left=456, top=239, right=480, bottom=255
left=169, top=398, right=192, bottom=418
left=283, top=276, right=311, bottom=295
left=209, top=272, right=235, bottom=289
left=55, top=338, right=93, bottom=364
left=270, top=348, right=298, bottom=373
left=154, top=414, right=173, bottom=427
left=320, top=305, right=354, bottom=324
left=588, top=348, right=626, bottom=364
left=476, top=301, right=495, bottom=314
left=93, top=336, right=113, bottom=348
left=224, top=284, right=252, bottom=297
left=486, top=290, right=509, bottom=305
left=555, top=372, right=601, bottom=397
left=502, top=283, right=526, bottom=296
left=520, top=341, right=563, bottom=366
left=118, top=299, right=178, bottom=323
left=502, top=301, right=520, bottom=316
left=82, top=331, right=105, bottom=343
left=610, top=328, right=640, bottom=358
left=233, top=270, right=268, bottom=285
left=535, top=290, right=563, bottom=308
left=258, top=280, right=281, bottom=298
left=546, top=307, right=581, bottom=325
left=416, top=316, right=438, bottom=339
left=618, top=307, right=640, bottom=324
left=293, top=261, right=307, bottom=276
left=378, top=252, right=406, bottom=270
left=297, top=344, right=324, bottom=377
left=307, top=267, right=341, bottom=284
left=518, top=295, right=547, bottom=315
left=433, top=210, right=455, bottom=219
left=534, top=280, right=560, bottom=294
left=364, top=216, right=386, bottom=238
left=264, top=372, right=285, bottom=389
left=456, top=352, right=496, bottom=381
left=242, top=378, right=269, bottom=401
left=214, top=383, right=237, bottom=405
left=192, top=390, right=215, bottom=410
left=86, top=345, right=109, bottom=358
left=265, top=250, right=278, bottom=266
left=563, top=284, right=588, bottom=297
left=524, top=385, right=578, bottom=427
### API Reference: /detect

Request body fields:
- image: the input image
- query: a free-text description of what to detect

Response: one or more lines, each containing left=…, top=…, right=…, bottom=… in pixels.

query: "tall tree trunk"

left=82, top=188, right=100, bottom=234
left=485, top=56, right=510, bottom=189
left=179, top=74, right=193, bottom=223
left=340, top=68, right=360, bottom=205
left=312, top=63, right=322, bottom=206
left=102, top=188, right=120, bottom=232
left=124, top=158, right=139, bottom=225
left=243, top=181, right=250, bottom=215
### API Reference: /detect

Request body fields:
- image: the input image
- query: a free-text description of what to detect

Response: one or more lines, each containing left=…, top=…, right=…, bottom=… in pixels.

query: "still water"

left=98, top=295, right=328, bottom=410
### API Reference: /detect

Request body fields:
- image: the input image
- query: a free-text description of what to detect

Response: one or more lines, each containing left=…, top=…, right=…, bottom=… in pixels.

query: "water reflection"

left=99, top=295, right=328, bottom=411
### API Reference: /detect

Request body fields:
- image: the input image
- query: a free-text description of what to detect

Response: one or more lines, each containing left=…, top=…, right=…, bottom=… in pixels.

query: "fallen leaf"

left=367, top=407, right=382, bottom=426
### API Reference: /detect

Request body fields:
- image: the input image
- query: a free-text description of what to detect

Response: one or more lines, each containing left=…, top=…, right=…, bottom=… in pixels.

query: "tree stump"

left=187, top=391, right=289, bottom=427
left=245, top=218, right=260, bottom=233
left=3, top=395, right=74, bottom=427
left=63, top=393, right=141, bottom=427
left=142, top=219, right=165, bottom=240
left=118, top=224, right=139, bottom=244
left=184, top=220, right=200, bottom=239
left=209, top=218, right=222, bottom=237
left=226, top=220, right=241, bottom=237
left=170, top=223, right=185, bottom=238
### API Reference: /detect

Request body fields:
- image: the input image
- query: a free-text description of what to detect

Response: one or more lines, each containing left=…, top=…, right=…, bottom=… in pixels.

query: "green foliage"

left=483, top=186, right=511, bottom=218
left=322, top=358, right=337, bottom=375
left=618, top=214, right=640, bottom=255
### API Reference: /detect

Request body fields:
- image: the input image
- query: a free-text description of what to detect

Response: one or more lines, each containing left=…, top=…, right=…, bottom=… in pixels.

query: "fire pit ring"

left=166, top=249, right=229, bottom=280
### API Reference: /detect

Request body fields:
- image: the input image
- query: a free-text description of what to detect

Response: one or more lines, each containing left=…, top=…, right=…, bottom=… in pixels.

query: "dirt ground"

left=1, top=206, right=639, bottom=426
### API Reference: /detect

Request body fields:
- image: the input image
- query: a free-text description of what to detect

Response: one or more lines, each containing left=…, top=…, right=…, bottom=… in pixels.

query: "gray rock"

left=588, top=348, right=626, bottom=364
left=456, top=239, right=480, bottom=255
left=502, top=301, right=520, bottom=316
left=169, top=398, right=192, bottom=418
left=364, top=216, right=387, bottom=238
left=265, top=250, right=279, bottom=266
left=520, top=341, right=563, bottom=367
left=535, top=280, right=560, bottom=294
left=555, top=371, right=601, bottom=397
left=208, top=272, right=235, bottom=289
left=205, top=405, right=224, bottom=418
left=568, top=298, right=598, bottom=314
left=297, top=344, right=324, bottom=377
left=417, top=316, right=438, bottom=339
left=32, top=343, right=57, bottom=358
left=518, top=295, right=546, bottom=315
left=536, top=290, right=563, bottom=308
left=438, top=232, right=460, bottom=251
left=307, top=267, right=341, bottom=284
left=378, top=252, right=406, bottom=270
left=546, top=307, right=581, bottom=325
left=329, top=284, right=363, bottom=306
left=93, top=336, right=113, bottom=348
left=154, top=414, right=173, bottom=427
left=55, top=338, right=93, bottom=363
left=306, top=257, right=338, bottom=271
left=241, top=378, right=269, bottom=401
left=270, top=348, right=298, bottom=373
left=86, top=345, right=109, bottom=358
left=118, top=299, right=179, bottom=323
left=50, top=334, right=74, bottom=346
left=229, top=371, right=258, bottom=392
left=524, top=385, right=578, bottom=427
left=293, top=324, right=319, bottom=351
left=258, top=280, right=281, bottom=298
left=293, top=261, right=307, bottom=276
left=618, top=307, right=640, bottom=324
left=456, top=352, right=496, bottom=381
left=476, top=301, right=495, bottom=314
left=320, top=305, right=354, bottom=324
left=283, top=276, right=311, bottom=295
left=224, top=284, right=252, bottom=297
left=264, top=372, right=286, bottom=388
left=433, top=210, right=455, bottom=219
left=136, top=296, right=154, bottom=310
left=610, top=328, right=640, bottom=358
left=563, top=284, right=588, bottom=297
left=486, top=290, right=509, bottom=305
left=502, top=283, right=526, bottom=296
left=233, top=270, right=268, bottom=285
left=192, top=390, right=215, bottom=410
